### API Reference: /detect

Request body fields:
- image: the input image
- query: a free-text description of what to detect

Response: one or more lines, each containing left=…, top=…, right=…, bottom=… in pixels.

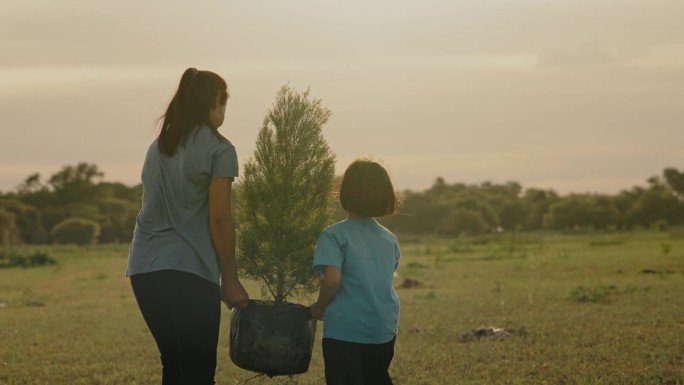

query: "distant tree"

left=426, top=177, right=451, bottom=198
left=437, top=208, right=489, bottom=235
left=646, top=175, right=668, bottom=191
left=480, top=181, right=522, bottom=200
left=625, top=189, right=683, bottom=228
left=16, top=173, right=46, bottom=194
left=0, top=199, right=47, bottom=243
left=613, top=187, right=651, bottom=229
left=586, top=195, right=620, bottom=229
left=663, top=167, right=684, bottom=197
left=95, top=182, right=143, bottom=203
left=497, top=199, right=527, bottom=230
left=13, top=173, right=54, bottom=209
left=381, top=191, right=443, bottom=235
left=49, top=163, right=104, bottom=190
left=479, top=181, right=525, bottom=230
left=543, top=195, right=595, bottom=230
left=0, top=208, right=21, bottom=246
left=49, top=163, right=104, bottom=205
left=452, top=193, right=499, bottom=230
left=522, top=188, right=559, bottom=230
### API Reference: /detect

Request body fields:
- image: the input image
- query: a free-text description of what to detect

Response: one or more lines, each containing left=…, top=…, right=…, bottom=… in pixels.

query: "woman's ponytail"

left=158, top=67, right=227, bottom=156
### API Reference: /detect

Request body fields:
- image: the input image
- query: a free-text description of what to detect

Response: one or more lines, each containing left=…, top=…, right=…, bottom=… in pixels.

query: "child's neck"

left=347, top=212, right=373, bottom=220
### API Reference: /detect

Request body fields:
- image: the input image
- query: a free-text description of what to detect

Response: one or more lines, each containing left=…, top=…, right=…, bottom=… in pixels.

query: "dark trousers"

left=131, top=270, right=221, bottom=385
left=322, top=337, right=396, bottom=385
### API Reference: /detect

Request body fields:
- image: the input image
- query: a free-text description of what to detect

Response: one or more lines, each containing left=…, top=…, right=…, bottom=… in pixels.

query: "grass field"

left=1, top=230, right=683, bottom=384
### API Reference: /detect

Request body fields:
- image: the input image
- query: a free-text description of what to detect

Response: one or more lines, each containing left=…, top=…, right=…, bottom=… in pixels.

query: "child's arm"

left=310, top=266, right=341, bottom=320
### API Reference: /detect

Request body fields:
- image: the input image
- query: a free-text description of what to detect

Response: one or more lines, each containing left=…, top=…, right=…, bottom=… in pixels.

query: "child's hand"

left=309, top=302, right=325, bottom=321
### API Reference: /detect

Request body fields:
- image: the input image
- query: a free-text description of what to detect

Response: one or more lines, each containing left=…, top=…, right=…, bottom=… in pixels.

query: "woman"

left=127, top=67, right=249, bottom=385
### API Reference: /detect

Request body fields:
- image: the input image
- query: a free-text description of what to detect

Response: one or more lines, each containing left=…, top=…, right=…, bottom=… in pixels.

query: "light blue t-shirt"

left=313, top=218, right=400, bottom=344
left=126, top=125, right=238, bottom=285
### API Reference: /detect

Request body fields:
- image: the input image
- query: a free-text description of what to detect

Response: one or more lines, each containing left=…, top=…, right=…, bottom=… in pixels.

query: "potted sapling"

left=230, top=85, right=336, bottom=376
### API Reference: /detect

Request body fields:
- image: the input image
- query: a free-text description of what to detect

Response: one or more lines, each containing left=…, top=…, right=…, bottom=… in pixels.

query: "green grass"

left=1, top=232, right=684, bottom=384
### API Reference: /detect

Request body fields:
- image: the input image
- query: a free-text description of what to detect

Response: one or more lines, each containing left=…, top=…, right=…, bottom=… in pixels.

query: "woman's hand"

left=221, top=279, right=249, bottom=309
left=210, top=178, right=248, bottom=310
left=309, top=301, right=325, bottom=321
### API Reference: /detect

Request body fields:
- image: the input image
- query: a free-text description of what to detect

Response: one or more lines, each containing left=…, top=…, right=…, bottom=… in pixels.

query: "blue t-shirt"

left=126, top=125, right=238, bottom=285
left=313, top=218, right=400, bottom=344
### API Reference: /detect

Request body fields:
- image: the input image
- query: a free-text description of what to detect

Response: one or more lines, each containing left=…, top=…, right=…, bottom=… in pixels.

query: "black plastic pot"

left=229, top=300, right=317, bottom=376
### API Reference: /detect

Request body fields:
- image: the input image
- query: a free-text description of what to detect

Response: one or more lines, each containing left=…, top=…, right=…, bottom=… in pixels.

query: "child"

left=310, top=158, right=400, bottom=385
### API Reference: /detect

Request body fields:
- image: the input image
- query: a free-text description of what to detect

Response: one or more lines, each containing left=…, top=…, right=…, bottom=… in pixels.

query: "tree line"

left=380, top=169, right=684, bottom=235
left=0, top=163, right=141, bottom=246
left=1, top=162, right=683, bottom=246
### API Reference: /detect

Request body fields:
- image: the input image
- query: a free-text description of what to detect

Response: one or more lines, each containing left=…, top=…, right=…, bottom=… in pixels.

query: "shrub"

left=50, top=217, right=101, bottom=246
left=0, top=250, right=56, bottom=268
left=569, top=285, right=616, bottom=303
left=42, top=204, right=102, bottom=233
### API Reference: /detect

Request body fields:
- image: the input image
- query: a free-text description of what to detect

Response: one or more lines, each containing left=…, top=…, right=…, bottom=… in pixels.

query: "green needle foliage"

left=236, top=85, right=336, bottom=304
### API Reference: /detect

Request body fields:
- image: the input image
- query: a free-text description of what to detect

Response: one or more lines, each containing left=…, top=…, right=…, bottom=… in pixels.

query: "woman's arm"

left=310, top=266, right=341, bottom=320
left=209, top=177, right=249, bottom=309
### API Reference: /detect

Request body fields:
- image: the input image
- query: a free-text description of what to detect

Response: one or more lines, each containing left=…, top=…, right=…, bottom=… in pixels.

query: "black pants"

left=322, top=337, right=396, bottom=385
left=131, top=270, right=221, bottom=385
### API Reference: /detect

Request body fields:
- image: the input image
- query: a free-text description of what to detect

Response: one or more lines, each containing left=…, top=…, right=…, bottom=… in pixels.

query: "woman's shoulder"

left=190, top=126, right=235, bottom=150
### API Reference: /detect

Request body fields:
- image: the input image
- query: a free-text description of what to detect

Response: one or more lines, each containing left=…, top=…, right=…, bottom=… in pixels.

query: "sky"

left=1, top=0, right=683, bottom=195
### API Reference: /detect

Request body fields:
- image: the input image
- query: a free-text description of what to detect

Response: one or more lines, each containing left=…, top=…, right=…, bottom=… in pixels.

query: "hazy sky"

left=1, top=0, right=683, bottom=194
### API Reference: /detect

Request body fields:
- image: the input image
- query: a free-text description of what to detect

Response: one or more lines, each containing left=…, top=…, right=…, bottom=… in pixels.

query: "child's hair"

left=339, top=159, right=398, bottom=217
left=158, top=67, right=230, bottom=156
